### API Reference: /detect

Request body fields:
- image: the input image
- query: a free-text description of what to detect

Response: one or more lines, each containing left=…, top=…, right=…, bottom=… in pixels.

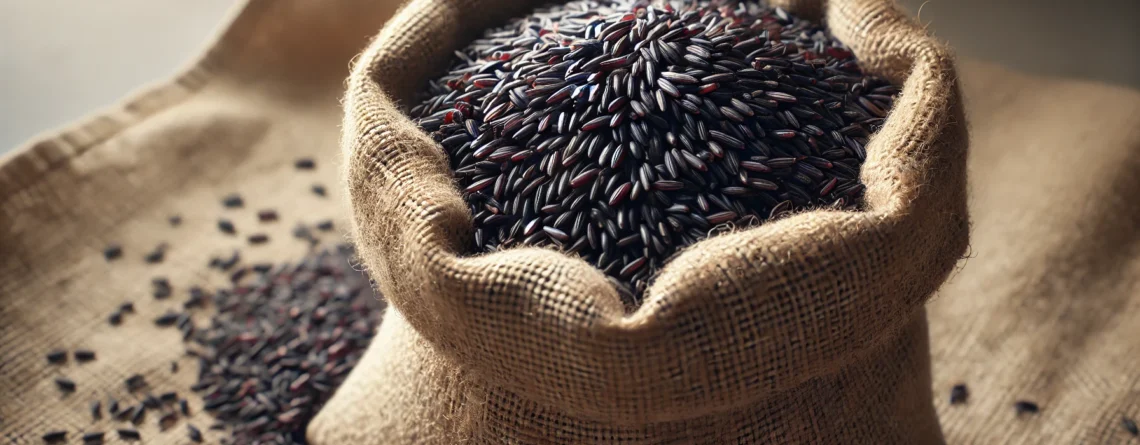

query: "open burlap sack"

left=309, top=0, right=969, bottom=443
left=5, top=0, right=1139, bottom=444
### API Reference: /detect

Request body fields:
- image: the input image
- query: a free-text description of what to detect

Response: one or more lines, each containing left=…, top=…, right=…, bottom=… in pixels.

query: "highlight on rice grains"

left=411, top=0, right=896, bottom=305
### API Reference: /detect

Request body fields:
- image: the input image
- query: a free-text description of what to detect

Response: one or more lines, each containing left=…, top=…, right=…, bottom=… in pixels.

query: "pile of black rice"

left=411, top=0, right=897, bottom=304
left=42, top=160, right=387, bottom=445
left=187, top=244, right=385, bottom=444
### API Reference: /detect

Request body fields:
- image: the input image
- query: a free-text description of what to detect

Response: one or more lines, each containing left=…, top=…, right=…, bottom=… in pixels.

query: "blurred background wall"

left=1, top=0, right=1137, bottom=152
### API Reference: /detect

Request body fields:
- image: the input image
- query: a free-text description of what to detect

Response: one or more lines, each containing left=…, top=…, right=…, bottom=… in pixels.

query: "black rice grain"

left=90, top=400, right=102, bottom=420
left=293, top=224, right=317, bottom=244
left=108, top=311, right=123, bottom=326
left=143, top=244, right=167, bottom=264
left=1014, top=400, right=1040, bottom=416
left=113, top=404, right=132, bottom=422
left=116, top=429, right=141, bottom=441
left=155, top=312, right=181, bottom=327
left=159, top=412, right=178, bottom=430
left=153, top=287, right=172, bottom=300
left=160, top=391, right=179, bottom=403
left=213, top=250, right=241, bottom=270
left=1123, top=416, right=1139, bottom=436
left=316, top=220, right=334, bottom=232
left=412, top=0, right=892, bottom=304
left=311, top=184, right=327, bottom=197
left=248, top=233, right=270, bottom=245
left=55, top=377, right=76, bottom=393
left=103, top=245, right=122, bottom=261
left=948, top=383, right=969, bottom=405
left=228, top=267, right=248, bottom=283
left=222, top=194, right=244, bottom=208
left=188, top=424, right=204, bottom=443
left=295, top=158, right=316, bottom=170
left=143, top=394, right=162, bottom=409
left=258, top=209, right=279, bottom=222
left=46, top=349, right=67, bottom=364
left=81, top=432, right=104, bottom=443
left=125, top=374, right=147, bottom=392
left=130, top=403, right=146, bottom=425
left=74, top=349, right=96, bottom=363
left=184, top=286, right=208, bottom=309
left=217, top=219, right=237, bottom=235
left=169, top=215, right=183, bottom=226
left=153, top=277, right=172, bottom=300
left=42, top=430, right=67, bottom=443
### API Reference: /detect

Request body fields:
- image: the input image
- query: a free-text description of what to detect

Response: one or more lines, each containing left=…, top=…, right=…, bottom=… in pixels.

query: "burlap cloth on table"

left=0, top=0, right=1137, bottom=444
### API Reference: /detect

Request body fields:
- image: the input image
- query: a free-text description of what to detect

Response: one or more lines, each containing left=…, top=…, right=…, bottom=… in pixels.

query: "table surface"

left=1, top=0, right=1137, bottom=153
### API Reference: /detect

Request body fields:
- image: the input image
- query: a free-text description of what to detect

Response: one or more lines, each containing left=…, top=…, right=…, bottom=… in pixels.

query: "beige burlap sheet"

left=0, top=1, right=403, bottom=443
left=0, top=0, right=1137, bottom=444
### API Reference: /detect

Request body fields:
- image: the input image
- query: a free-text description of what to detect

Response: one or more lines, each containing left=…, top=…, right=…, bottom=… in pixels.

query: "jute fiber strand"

left=311, top=0, right=969, bottom=442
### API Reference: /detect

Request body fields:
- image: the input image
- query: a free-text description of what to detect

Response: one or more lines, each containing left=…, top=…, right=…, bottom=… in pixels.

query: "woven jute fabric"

left=3, top=0, right=1139, bottom=444
left=0, top=0, right=403, bottom=442
left=927, top=62, right=1140, bottom=444
left=308, top=0, right=968, bottom=443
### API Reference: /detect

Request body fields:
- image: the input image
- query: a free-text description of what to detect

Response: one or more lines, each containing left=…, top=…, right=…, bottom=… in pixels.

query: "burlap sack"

left=5, top=0, right=1139, bottom=444
left=308, top=0, right=968, bottom=443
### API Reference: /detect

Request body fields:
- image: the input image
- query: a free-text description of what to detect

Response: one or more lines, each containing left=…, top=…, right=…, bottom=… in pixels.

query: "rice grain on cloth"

left=311, top=0, right=969, bottom=443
